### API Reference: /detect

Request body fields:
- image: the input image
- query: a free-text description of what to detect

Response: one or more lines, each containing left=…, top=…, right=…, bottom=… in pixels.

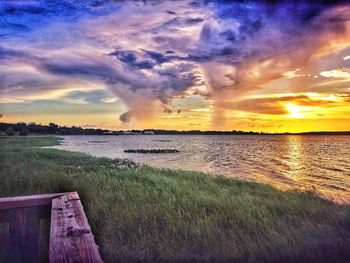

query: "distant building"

left=122, top=131, right=141, bottom=135
left=144, top=131, right=155, bottom=135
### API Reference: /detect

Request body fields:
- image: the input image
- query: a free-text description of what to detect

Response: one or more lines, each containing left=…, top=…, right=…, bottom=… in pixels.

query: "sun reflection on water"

left=284, top=136, right=303, bottom=179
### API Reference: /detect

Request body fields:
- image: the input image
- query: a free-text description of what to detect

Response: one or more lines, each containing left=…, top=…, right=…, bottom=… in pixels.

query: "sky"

left=0, top=0, right=350, bottom=132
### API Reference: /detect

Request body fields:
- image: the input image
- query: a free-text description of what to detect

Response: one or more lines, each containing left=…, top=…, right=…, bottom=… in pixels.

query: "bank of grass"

left=1, top=136, right=350, bottom=262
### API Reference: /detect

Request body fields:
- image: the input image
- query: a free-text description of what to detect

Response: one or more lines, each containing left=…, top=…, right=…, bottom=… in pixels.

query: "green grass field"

left=1, top=136, right=350, bottom=262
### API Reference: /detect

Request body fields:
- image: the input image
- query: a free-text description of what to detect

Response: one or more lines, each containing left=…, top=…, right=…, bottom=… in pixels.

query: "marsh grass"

left=124, top=149, right=180, bottom=154
left=1, top=136, right=350, bottom=262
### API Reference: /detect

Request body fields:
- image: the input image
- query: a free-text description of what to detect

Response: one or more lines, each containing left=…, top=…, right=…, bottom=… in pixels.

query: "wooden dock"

left=0, top=192, right=103, bottom=263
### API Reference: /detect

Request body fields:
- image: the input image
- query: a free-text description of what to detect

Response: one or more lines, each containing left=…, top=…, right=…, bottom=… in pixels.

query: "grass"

left=124, top=149, right=180, bottom=153
left=1, top=136, right=350, bottom=262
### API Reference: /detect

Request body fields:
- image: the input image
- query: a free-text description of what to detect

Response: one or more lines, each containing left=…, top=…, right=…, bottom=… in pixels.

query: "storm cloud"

left=1, top=0, right=349, bottom=128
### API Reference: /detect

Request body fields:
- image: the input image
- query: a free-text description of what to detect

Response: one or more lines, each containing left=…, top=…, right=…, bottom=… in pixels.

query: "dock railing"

left=0, top=192, right=103, bottom=263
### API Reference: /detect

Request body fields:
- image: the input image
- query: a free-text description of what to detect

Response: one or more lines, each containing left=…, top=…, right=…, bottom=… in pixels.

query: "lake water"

left=54, top=135, right=350, bottom=203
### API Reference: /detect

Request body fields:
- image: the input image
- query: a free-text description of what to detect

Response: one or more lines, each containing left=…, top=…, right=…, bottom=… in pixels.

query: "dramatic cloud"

left=1, top=0, right=350, bottom=130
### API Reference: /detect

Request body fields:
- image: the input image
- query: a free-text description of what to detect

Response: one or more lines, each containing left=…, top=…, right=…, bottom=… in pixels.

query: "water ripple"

left=54, top=135, right=350, bottom=203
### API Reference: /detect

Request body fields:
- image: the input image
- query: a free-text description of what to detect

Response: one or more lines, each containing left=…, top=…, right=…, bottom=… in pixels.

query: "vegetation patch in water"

left=154, top=139, right=172, bottom=142
left=124, top=148, right=179, bottom=154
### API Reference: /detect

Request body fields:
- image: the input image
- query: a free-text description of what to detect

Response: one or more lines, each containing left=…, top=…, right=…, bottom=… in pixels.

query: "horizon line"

left=1, top=121, right=350, bottom=135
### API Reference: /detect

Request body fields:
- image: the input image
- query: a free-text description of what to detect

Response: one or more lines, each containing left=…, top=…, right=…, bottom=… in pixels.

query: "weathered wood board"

left=0, top=193, right=73, bottom=210
left=0, top=192, right=103, bottom=263
left=49, top=192, right=103, bottom=263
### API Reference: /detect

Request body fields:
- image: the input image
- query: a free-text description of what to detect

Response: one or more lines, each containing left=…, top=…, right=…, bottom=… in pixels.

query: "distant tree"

left=48, top=123, right=59, bottom=134
left=6, top=127, right=15, bottom=136
left=19, top=127, right=29, bottom=136
left=13, top=122, right=27, bottom=132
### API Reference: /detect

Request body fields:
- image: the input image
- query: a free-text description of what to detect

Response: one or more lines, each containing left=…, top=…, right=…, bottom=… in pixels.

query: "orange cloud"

left=217, top=94, right=348, bottom=116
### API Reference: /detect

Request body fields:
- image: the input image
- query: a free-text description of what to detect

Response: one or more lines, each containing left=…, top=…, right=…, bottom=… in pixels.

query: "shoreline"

left=50, top=135, right=350, bottom=205
left=1, top=136, right=350, bottom=262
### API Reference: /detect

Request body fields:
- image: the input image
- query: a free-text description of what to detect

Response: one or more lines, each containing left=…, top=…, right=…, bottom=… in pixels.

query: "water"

left=54, top=135, right=350, bottom=202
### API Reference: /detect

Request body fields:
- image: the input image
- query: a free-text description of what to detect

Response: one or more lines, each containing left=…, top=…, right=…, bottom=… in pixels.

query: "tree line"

left=0, top=122, right=265, bottom=136
left=0, top=122, right=112, bottom=136
left=2, top=122, right=348, bottom=136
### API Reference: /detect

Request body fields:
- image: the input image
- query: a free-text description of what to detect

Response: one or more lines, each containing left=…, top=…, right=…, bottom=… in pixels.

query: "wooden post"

left=0, top=192, right=103, bottom=263
left=49, top=192, right=103, bottom=263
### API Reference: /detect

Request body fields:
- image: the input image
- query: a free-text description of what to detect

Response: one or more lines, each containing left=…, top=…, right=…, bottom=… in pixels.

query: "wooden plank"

left=7, top=207, right=42, bottom=263
left=9, top=208, right=26, bottom=262
left=50, top=192, right=103, bottom=263
left=36, top=204, right=51, bottom=263
left=39, top=218, right=51, bottom=263
left=0, top=209, right=11, bottom=224
left=23, top=207, right=41, bottom=263
left=0, top=222, right=10, bottom=262
left=0, top=193, right=74, bottom=210
left=2, top=205, right=51, bottom=263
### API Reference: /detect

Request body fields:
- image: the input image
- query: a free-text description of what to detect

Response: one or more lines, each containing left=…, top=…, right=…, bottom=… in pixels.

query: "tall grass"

left=1, top=136, right=350, bottom=262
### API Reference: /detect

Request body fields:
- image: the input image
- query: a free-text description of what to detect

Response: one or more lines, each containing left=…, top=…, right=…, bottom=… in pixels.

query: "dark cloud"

left=166, top=10, right=176, bottom=15
left=163, top=106, right=172, bottom=113
left=0, top=1, right=120, bottom=17
left=32, top=50, right=200, bottom=117
left=107, top=48, right=201, bottom=104
left=3, top=4, right=47, bottom=15
left=41, top=60, right=130, bottom=85
left=110, top=48, right=188, bottom=69
left=185, top=18, right=204, bottom=25
left=220, top=30, right=236, bottom=42
left=0, top=1, right=120, bottom=37
left=119, top=111, right=133, bottom=123
left=190, top=0, right=350, bottom=65
left=186, top=54, right=210, bottom=62
left=152, top=63, right=201, bottom=102
left=0, top=47, right=28, bottom=59
left=109, top=50, right=154, bottom=69
left=143, top=50, right=171, bottom=64
left=238, top=18, right=264, bottom=39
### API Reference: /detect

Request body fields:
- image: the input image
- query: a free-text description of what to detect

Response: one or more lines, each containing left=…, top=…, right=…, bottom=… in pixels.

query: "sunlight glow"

left=320, top=69, right=350, bottom=78
left=285, top=103, right=304, bottom=118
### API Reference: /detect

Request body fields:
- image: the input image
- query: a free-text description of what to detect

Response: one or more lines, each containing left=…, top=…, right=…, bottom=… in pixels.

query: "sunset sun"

left=285, top=103, right=305, bottom=119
